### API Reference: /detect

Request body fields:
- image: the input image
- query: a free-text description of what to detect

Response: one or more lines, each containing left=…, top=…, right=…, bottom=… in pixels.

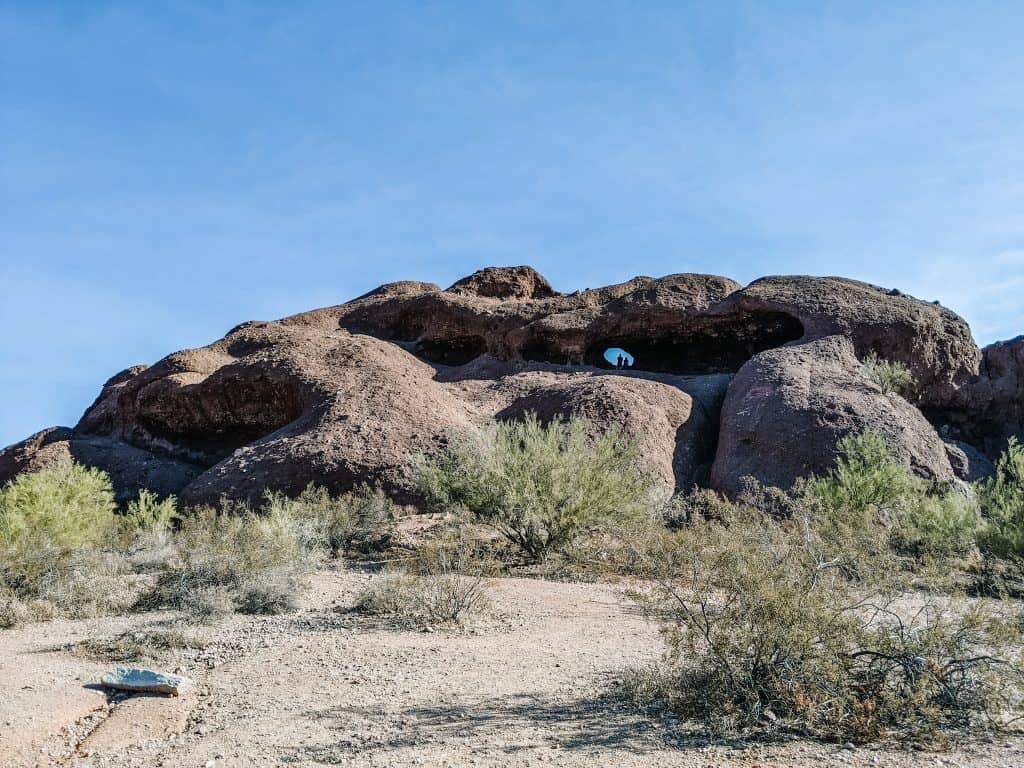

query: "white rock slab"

left=100, top=668, right=192, bottom=696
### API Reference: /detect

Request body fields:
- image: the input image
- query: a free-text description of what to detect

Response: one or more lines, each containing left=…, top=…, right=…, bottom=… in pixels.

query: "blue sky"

left=2, top=1, right=1023, bottom=448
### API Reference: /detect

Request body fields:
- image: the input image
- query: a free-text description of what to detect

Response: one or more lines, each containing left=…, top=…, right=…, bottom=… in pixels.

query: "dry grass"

left=80, top=623, right=211, bottom=662
left=143, top=504, right=323, bottom=621
left=355, top=526, right=493, bottom=628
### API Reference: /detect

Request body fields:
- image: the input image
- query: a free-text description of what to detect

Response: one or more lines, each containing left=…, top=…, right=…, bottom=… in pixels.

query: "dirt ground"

left=2, top=568, right=1022, bottom=768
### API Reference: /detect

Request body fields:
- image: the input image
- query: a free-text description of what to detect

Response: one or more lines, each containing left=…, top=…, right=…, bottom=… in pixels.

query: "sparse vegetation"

left=863, top=352, right=917, bottom=397
left=277, top=483, right=396, bottom=557
left=0, top=462, right=158, bottom=621
left=6, top=426, right=1024, bottom=752
left=355, top=526, right=492, bottom=628
left=806, top=431, right=979, bottom=570
left=892, top=492, right=979, bottom=561
left=623, top=508, right=1023, bottom=745
left=80, top=623, right=210, bottom=662
left=977, top=437, right=1024, bottom=560
left=659, top=487, right=737, bottom=528
left=416, top=414, right=652, bottom=560
left=0, top=463, right=398, bottom=627
left=614, top=431, right=1024, bottom=745
left=0, top=461, right=121, bottom=589
left=145, top=503, right=322, bottom=620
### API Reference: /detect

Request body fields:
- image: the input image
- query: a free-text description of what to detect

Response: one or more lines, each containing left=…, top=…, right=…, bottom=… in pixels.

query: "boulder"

left=710, top=336, right=956, bottom=496
left=447, top=266, right=558, bottom=300
left=76, top=326, right=480, bottom=506
left=712, top=276, right=982, bottom=407
left=943, top=439, right=996, bottom=483
left=493, top=370, right=731, bottom=494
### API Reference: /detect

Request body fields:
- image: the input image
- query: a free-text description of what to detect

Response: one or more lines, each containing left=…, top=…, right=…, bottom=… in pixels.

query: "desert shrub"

left=0, top=461, right=120, bottom=589
left=415, top=414, right=652, bottom=560
left=34, top=549, right=150, bottom=618
left=0, top=464, right=337, bottom=627
left=625, top=513, right=1023, bottom=745
left=734, top=476, right=806, bottom=520
left=863, top=352, right=916, bottom=397
left=276, top=483, right=396, bottom=557
left=355, top=527, right=492, bottom=627
left=81, top=624, right=210, bottom=662
left=660, top=488, right=738, bottom=528
left=805, top=431, right=978, bottom=571
left=892, top=492, right=980, bottom=561
left=122, top=489, right=179, bottom=533
left=562, top=515, right=675, bottom=579
left=0, top=587, right=30, bottom=628
left=806, top=431, right=917, bottom=519
left=146, top=504, right=320, bottom=619
left=0, top=463, right=166, bottom=620
left=976, top=437, right=1024, bottom=560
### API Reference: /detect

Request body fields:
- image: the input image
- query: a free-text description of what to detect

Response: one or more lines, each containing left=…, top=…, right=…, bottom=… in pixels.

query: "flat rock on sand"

left=100, top=667, right=192, bottom=696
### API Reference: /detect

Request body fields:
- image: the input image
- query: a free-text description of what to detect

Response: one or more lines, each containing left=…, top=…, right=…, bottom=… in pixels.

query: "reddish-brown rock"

left=0, top=427, right=200, bottom=502
left=710, top=336, right=956, bottom=496
left=0, top=266, right=1003, bottom=505
left=928, top=335, right=1024, bottom=458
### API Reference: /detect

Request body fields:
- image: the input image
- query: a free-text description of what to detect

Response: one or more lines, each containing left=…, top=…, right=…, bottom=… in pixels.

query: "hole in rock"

left=587, top=312, right=804, bottom=374
left=136, top=377, right=305, bottom=465
left=603, top=347, right=635, bottom=369
left=415, top=335, right=488, bottom=366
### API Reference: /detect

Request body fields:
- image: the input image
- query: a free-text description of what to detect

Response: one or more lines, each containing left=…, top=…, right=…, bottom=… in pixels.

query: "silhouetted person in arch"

left=616, top=354, right=624, bottom=370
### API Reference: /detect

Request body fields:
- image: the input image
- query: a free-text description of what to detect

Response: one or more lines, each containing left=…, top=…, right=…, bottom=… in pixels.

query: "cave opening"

left=415, top=335, right=489, bottom=366
left=135, top=377, right=306, bottom=466
left=587, top=312, right=804, bottom=374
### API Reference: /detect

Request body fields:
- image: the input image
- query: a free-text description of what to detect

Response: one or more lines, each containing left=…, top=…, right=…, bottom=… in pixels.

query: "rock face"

left=0, top=265, right=1010, bottom=505
left=929, top=336, right=1024, bottom=458
left=710, top=336, right=956, bottom=496
left=0, top=427, right=200, bottom=503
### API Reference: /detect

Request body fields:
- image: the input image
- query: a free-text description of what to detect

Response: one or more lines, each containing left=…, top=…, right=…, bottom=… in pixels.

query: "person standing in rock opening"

left=616, top=353, right=624, bottom=370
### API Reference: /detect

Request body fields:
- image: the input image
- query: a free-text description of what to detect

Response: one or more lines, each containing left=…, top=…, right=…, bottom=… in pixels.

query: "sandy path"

left=2, top=569, right=1023, bottom=767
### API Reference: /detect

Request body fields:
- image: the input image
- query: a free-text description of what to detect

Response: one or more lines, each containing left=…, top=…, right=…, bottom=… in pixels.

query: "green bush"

left=0, top=461, right=120, bottom=588
left=806, top=431, right=917, bottom=518
left=805, top=431, right=978, bottom=570
left=977, top=437, right=1024, bottom=559
left=625, top=513, right=1023, bottom=745
left=0, top=462, right=164, bottom=620
left=0, top=465, right=398, bottom=628
left=415, top=414, right=652, bottom=560
left=892, top=493, right=979, bottom=561
left=863, top=352, right=916, bottom=397
left=122, top=489, right=179, bottom=534
left=274, top=483, right=395, bottom=557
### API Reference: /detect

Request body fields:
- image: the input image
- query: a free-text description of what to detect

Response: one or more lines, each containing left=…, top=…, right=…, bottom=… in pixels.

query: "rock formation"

left=0, top=266, right=1016, bottom=505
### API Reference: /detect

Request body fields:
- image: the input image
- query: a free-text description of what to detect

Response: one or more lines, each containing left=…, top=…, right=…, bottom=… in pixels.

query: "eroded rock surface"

left=931, top=335, right=1024, bottom=458
left=0, top=265, right=1011, bottom=504
left=711, top=336, right=956, bottom=496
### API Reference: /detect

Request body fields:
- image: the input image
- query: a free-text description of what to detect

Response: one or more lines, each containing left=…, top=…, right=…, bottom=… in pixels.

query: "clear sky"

left=2, top=2, right=1023, bottom=448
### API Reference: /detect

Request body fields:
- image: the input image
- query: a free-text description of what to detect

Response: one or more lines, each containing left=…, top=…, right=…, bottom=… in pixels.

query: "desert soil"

left=1, top=568, right=1021, bottom=768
